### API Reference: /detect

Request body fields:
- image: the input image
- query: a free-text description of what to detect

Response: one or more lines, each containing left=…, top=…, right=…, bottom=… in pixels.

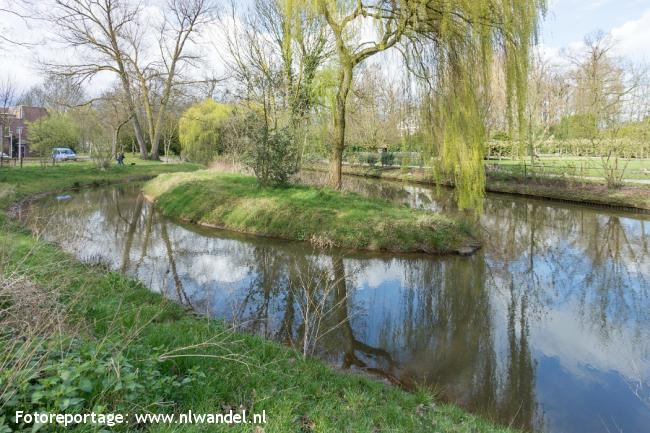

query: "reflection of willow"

left=159, top=220, right=193, bottom=308
left=389, top=256, right=538, bottom=431
left=502, top=282, right=538, bottom=432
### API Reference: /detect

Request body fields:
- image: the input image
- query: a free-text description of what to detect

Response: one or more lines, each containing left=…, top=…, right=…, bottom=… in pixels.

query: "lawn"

left=486, top=157, right=650, bottom=181
left=0, top=159, right=201, bottom=211
left=143, top=170, right=479, bottom=255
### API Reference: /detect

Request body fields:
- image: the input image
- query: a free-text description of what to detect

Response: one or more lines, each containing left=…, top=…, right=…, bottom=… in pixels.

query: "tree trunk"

left=117, top=74, right=147, bottom=159
left=112, top=128, right=118, bottom=158
left=328, top=66, right=353, bottom=190
left=131, top=116, right=148, bottom=159
left=138, top=74, right=157, bottom=160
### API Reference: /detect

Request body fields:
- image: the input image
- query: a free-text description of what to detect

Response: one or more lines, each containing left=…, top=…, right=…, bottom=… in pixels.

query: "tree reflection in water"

left=20, top=180, right=650, bottom=433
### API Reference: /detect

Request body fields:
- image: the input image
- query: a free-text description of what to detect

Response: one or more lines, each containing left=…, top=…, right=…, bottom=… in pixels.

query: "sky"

left=0, top=0, right=649, bottom=95
left=540, top=0, right=650, bottom=61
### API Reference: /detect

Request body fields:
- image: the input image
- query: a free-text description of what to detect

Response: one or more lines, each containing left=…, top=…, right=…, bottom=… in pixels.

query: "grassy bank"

left=0, top=163, right=515, bottom=432
left=143, top=170, right=479, bottom=255
left=304, top=164, right=650, bottom=211
left=0, top=160, right=201, bottom=212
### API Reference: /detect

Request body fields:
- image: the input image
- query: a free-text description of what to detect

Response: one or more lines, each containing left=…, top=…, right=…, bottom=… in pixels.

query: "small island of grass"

left=143, top=170, right=480, bottom=255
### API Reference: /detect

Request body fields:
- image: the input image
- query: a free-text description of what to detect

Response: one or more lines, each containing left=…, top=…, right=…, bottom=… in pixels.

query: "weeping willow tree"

left=406, top=0, right=546, bottom=209
left=178, top=100, right=232, bottom=163
left=304, top=0, right=545, bottom=209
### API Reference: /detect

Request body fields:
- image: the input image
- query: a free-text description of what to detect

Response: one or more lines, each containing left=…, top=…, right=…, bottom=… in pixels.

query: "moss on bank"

left=143, top=170, right=479, bottom=255
left=303, top=164, right=650, bottom=211
left=0, top=163, right=516, bottom=432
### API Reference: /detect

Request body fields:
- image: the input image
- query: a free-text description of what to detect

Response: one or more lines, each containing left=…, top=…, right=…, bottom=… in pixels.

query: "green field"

left=486, top=157, right=650, bottom=181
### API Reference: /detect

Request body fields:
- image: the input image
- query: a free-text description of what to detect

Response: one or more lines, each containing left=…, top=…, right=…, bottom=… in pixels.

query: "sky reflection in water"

left=21, top=176, right=650, bottom=433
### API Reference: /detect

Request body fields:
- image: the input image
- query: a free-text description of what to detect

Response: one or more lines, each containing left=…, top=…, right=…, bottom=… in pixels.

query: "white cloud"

left=610, top=9, right=650, bottom=61
left=541, top=7, right=650, bottom=65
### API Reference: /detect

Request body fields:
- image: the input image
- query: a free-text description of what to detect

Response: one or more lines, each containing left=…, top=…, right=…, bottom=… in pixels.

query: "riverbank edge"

left=303, top=164, right=650, bottom=212
left=142, top=170, right=481, bottom=256
left=0, top=163, right=518, bottom=433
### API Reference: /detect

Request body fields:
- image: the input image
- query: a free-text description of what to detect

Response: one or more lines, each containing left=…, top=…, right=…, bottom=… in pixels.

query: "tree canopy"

left=28, top=114, right=78, bottom=160
left=179, top=100, right=232, bottom=164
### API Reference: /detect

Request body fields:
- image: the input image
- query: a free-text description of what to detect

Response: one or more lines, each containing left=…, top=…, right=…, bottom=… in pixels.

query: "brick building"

left=0, top=106, right=49, bottom=157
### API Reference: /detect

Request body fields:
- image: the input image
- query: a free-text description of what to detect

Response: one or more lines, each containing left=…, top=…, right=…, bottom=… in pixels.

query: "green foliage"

left=491, top=131, right=511, bottom=141
left=412, top=0, right=546, bottom=210
left=365, top=153, right=378, bottom=166
left=28, top=114, right=78, bottom=160
left=0, top=337, right=204, bottom=431
left=618, top=120, right=650, bottom=141
left=179, top=100, right=232, bottom=164
left=380, top=152, right=395, bottom=167
left=552, top=114, right=598, bottom=140
left=238, top=113, right=300, bottom=186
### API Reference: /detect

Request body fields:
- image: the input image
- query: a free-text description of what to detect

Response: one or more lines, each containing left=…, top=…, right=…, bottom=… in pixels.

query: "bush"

left=380, top=152, right=395, bottom=167
left=365, top=154, right=378, bottom=166
left=28, top=114, right=78, bottom=166
left=236, top=114, right=299, bottom=186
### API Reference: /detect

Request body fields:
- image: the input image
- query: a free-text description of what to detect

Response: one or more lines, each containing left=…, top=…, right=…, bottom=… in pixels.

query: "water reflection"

left=21, top=178, right=650, bottom=433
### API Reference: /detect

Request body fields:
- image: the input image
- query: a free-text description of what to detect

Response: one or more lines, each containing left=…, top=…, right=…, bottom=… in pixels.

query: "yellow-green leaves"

left=178, top=100, right=232, bottom=164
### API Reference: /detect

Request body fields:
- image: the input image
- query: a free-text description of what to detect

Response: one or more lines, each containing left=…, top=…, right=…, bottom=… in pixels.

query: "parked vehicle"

left=52, top=148, right=77, bottom=161
left=0, top=152, right=10, bottom=159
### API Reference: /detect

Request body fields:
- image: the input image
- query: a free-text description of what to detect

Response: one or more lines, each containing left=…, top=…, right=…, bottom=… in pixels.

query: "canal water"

left=19, top=174, right=650, bottom=433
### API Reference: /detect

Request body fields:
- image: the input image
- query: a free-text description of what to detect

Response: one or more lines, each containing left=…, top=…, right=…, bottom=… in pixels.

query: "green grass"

left=1, top=228, right=516, bottom=433
left=0, top=159, right=201, bottom=210
left=0, top=161, right=515, bottom=432
left=143, top=170, right=478, bottom=254
left=486, top=157, right=650, bottom=180
left=304, top=163, right=650, bottom=211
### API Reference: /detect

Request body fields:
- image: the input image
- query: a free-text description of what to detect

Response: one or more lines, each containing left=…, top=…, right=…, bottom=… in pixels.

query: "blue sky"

left=0, top=0, right=649, bottom=91
left=540, top=0, right=650, bottom=60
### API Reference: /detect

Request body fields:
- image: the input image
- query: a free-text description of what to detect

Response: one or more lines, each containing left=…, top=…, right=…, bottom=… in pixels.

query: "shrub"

left=234, top=113, right=299, bottom=186
left=365, top=154, right=378, bottom=166
left=380, top=152, right=395, bottom=167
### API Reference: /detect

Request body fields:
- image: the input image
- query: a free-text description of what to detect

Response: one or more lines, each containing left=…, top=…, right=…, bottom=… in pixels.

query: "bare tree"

left=18, top=75, right=86, bottom=112
left=127, top=0, right=215, bottom=160
left=566, top=32, right=637, bottom=187
left=524, top=54, right=571, bottom=163
left=0, top=0, right=35, bottom=50
left=95, top=87, right=132, bottom=158
left=220, top=0, right=329, bottom=131
left=47, top=0, right=150, bottom=158
left=0, top=77, right=16, bottom=167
